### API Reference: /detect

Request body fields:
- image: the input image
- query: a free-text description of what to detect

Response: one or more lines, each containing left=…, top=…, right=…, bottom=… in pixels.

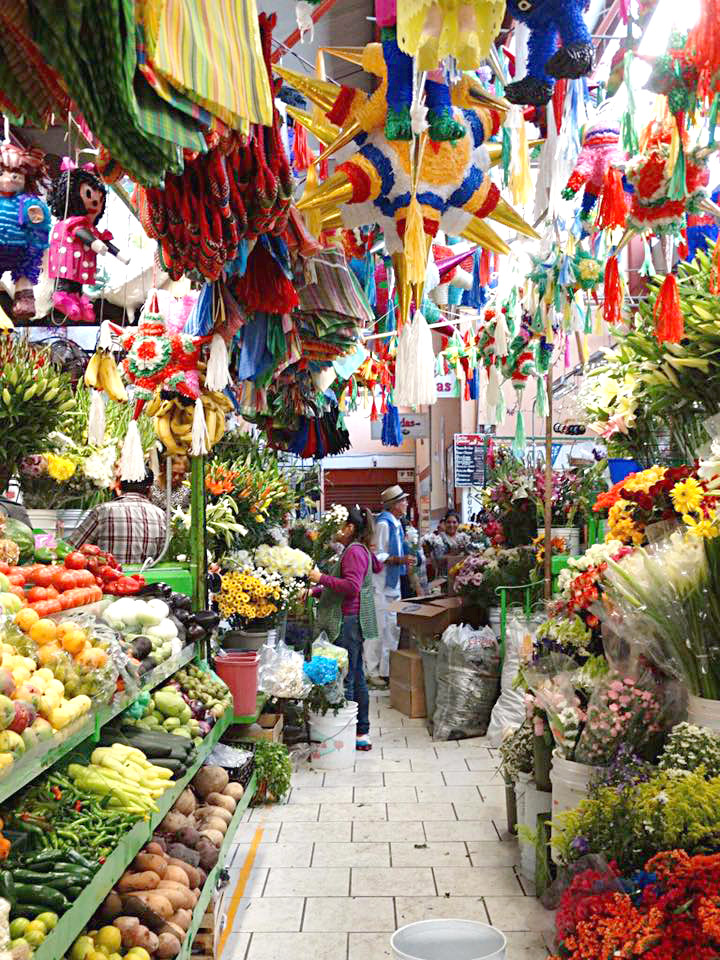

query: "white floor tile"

left=278, top=821, right=352, bottom=843
left=352, top=821, right=426, bottom=843
left=442, top=769, right=502, bottom=786
left=319, top=802, right=388, bottom=821
left=484, top=896, right=556, bottom=932
left=354, top=786, right=417, bottom=804
left=288, top=787, right=353, bottom=804
left=348, top=932, right=394, bottom=959
left=312, top=841, right=391, bottom=867
left=351, top=866, right=436, bottom=897
left=395, top=896, right=488, bottom=925
left=263, top=867, right=350, bottom=897
left=387, top=802, right=456, bottom=821
left=415, top=785, right=483, bottom=803
left=246, top=932, right=347, bottom=960
left=248, top=803, right=320, bottom=822
left=422, top=820, right=498, bottom=842
left=232, top=843, right=313, bottom=869
left=323, top=770, right=384, bottom=786
left=434, top=866, right=522, bottom=897
left=232, top=824, right=281, bottom=843
left=384, top=769, right=444, bottom=786
left=232, top=897, right=304, bottom=932
left=303, top=896, right=396, bottom=931
left=390, top=841, right=471, bottom=867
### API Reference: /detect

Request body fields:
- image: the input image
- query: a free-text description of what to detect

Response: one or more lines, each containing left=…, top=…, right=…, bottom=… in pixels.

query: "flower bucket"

left=57, top=509, right=86, bottom=539
left=504, top=781, right=517, bottom=836
left=550, top=750, right=602, bottom=860
left=533, top=734, right=553, bottom=793
left=391, top=919, right=506, bottom=960
left=214, top=651, right=260, bottom=716
left=26, top=509, right=57, bottom=534
left=551, top=527, right=581, bottom=556
left=516, top=771, right=551, bottom=883
left=222, top=627, right=277, bottom=652
left=687, top=695, right=720, bottom=733
left=608, top=458, right=642, bottom=484
left=309, top=702, right=358, bottom=770
left=487, top=607, right=502, bottom=637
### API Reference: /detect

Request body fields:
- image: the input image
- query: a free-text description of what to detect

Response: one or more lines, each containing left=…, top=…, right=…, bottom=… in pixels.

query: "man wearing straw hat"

left=367, top=485, right=414, bottom=688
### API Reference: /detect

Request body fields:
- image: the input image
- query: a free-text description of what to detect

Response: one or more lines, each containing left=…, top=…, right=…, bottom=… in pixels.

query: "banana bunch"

left=84, top=350, right=128, bottom=403
left=149, top=389, right=233, bottom=455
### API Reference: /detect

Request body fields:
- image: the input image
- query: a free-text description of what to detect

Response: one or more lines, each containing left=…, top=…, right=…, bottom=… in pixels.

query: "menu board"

left=453, top=434, right=486, bottom=487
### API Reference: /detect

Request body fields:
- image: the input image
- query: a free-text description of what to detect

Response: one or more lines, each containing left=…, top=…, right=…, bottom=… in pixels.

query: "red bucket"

left=215, top=651, right=260, bottom=716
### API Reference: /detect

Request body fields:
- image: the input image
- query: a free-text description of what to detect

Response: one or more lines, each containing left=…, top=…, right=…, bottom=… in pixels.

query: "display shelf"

left=0, top=644, right=197, bottom=806
left=177, top=771, right=257, bottom=960
left=32, top=707, right=233, bottom=960
left=234, top=692, right=267, bottom=725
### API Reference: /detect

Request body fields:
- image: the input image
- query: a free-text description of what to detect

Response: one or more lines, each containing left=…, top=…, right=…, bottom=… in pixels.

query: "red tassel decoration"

left=292, top=123, right=313, bottom=171
left=653, top=273, right=684, bottom=343
left=380, top=391, right=388, bottom=415
left=231, top=243, right=299, bottom=313
left=603, top=255, right=623, bottom=325
left=370, top=396, right=378, bottom=421
left=596, top=167, right=627, bottom=230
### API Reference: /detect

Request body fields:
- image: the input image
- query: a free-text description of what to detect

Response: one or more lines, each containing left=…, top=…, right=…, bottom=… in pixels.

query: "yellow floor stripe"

left=217, top=824, right=264, bottom=958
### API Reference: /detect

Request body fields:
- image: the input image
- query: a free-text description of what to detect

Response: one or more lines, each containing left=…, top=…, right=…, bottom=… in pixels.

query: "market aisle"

left=219, top=693, right=553, bottom=960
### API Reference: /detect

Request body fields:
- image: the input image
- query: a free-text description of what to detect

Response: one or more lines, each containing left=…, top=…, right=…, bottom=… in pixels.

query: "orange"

left=77, top=648, right=107, bottom=669
left=28, top=619, right=57, bottom=647
left=55, top=622, right=71, bottom=640
left=15, top=609, right=39, bottom=632
left=37, top=644, right=61, bottom=667
left=61, top=629, right=87, bottom=656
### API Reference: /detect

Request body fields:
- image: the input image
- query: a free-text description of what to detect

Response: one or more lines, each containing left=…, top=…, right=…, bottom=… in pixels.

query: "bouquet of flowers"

left=533, top=467, right=583, bottom=526
left=254, top=543, right=313, bottom=580
left=310, top=504, right=349, bottom=569
left=553, top=540, right=632, bottom=635
left=19, top=433, right=117, bottom=509
left=533, top=615, right=596, bottom=662
left=218, top=561, right=286, bottom=627
left=499, top=722, right=534, bottom=783
left=171, top=495, right=247, bottom=562
left=453, top=545, right=539, bottom=609
left=658, top=722, right=720, bottom=778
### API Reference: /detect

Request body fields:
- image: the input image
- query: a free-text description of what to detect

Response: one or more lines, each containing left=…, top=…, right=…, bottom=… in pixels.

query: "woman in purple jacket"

left=309, top=506, right=382, bottom=750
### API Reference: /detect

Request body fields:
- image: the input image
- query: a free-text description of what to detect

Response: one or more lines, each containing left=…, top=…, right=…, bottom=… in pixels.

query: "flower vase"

left=551, top=526, right=580, bottom=556
left=533, top=734, right=553, bottom=792
left=516, top=771, right=551, bottom=883
left=549, top=750, right=604, bottom=862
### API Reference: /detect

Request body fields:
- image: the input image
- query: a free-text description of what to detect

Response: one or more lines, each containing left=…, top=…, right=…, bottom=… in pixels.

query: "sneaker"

left=356, top=736, right=372, bottom=751
left=367, top=676, right=388, bottom=689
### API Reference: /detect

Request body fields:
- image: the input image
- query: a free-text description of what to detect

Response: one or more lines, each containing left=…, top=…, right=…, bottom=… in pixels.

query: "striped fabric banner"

left=297, top=249, right=375, bottom=324
left=143, top=0, right=273, bottom=130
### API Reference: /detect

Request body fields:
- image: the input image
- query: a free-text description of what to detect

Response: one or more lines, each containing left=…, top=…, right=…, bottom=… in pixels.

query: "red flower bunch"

left=552, top=850, right=720, bottom=960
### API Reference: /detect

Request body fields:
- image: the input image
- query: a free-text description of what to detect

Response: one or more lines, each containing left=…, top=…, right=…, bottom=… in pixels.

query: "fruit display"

left=146, top=389, right=233, bottom=456
left=84, top=348, right=128, bottom=404
left=169, top=666, right=233, bottom=729
left=134, top=584, right=219, bottom=650
left=102, top=599, right=184, bottom=676
left=98, top=726, right=197, bottom=779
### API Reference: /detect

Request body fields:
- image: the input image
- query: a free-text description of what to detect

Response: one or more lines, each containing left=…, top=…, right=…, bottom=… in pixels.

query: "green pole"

left=190, top=455, right=207, bottom=612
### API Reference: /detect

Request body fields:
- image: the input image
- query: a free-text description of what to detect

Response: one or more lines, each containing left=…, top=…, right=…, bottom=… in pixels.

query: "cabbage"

left=4, top=518, right=34, bottom=563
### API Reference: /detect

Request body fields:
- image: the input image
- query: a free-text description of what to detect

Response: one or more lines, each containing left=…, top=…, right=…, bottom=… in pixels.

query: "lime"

left=96, top=927, right=121, bottom=954
left=26, top=920, right=47, bottom=935
left=25, top=928, right=46, bottom=948
left=125, top=950, right=152, bottom=960
left=36, top=912, right=58, bottom=931
left=9, top=919, right=30, bottom=939
left=70, top=935, right=95, bottom=960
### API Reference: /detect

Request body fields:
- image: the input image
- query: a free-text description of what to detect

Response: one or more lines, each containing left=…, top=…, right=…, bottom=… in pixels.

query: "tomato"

left=64, top=551, right=88, bottom=570
left=30, top=599, right=61, bottom=616
left=58, top=591, right=74, bottom=610
left=56, top=571, right=78, bottom=592
left=8, top=586, right=26, bottom=600
left=0, top=563, right=9, bottom=575
left=45, top=585, right=60, bottom=599
left=7, top=574, right=25, bottom=587
left=98, top=566, right=121, bottom=582
left=27, top=587, right=49, bottom=603
left=48, top=566, right=66, bottom=589
left=8, top=567, right=26, bottom=579
left=71, top=569, right=95, bottom=588
left=31, top=567, right=54, bottom=588
left=79, top=544, right=101, bottom=556
left=91, top=585, right=103, bottom=602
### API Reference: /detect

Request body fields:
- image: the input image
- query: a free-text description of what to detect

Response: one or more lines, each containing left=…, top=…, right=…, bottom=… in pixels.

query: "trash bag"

left=486, top=611, right=546, bottom=747
left=433, top=624, right=501, bottom=741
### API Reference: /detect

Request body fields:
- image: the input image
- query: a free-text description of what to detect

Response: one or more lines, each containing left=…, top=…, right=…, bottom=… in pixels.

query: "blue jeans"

left=338, top=615, right=370, bottom=736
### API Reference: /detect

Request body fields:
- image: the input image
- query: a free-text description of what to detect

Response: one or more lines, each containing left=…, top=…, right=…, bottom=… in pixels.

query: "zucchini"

left=63, top=850, right=98, bottom=870
left=13, top=883, right=69, bottom=911
left=0, top=871, right=16, bottom=908
left=12, top=869, right=93, bottom=888
left=11, top=904, right=48, bottom=919
left=149, top=758, right=187, bottom=774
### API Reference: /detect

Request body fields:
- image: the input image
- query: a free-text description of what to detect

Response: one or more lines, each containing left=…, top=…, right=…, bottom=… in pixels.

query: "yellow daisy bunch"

left=45, top=453, right=77, bottom=483
left=621, top=466, right=666, bottom=494
left=219, top=570, right=279, bottom=619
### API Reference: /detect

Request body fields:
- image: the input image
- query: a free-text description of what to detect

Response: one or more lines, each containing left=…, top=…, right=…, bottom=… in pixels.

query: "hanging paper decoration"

left=48, top=160, right=129, bottom=324
left=381, top=401, right=403, bottom=446
left=561, top=118, right=627, bottom=227
left=394, top=310, right=437, bottom=407
left=503, top=0, right=594, bottom=106
left=0, top=144, right=51, bottom=320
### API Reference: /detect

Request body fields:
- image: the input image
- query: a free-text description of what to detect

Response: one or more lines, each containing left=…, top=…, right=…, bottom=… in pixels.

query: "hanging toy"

left=0, top=143, right=51, bottom=320
left=504, top=0, right=594, bottom=106
left=48, top=160, right=129, bottom=324
left=561, top=118, right=628, bottom=228
left=396, top=0, right=505, bottom=71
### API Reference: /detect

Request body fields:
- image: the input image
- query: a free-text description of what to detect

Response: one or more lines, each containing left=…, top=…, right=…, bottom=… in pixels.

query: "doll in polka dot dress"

left=48, top=160, right=129, bottom=324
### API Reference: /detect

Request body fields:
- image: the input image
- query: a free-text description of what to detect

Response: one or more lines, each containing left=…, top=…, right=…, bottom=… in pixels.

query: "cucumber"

left=13, top=883, right=68, bottom=912
left=12, top=869, right=93, bottom=888
left=149, top=758, right=187, bottom=774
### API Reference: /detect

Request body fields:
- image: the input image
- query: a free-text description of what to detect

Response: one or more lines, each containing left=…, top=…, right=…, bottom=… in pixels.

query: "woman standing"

left=309, top=506, right=381, bottom=751
left=423, top=510, right=462, bottom=577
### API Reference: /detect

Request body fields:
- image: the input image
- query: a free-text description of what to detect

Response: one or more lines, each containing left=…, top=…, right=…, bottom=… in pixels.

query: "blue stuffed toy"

left=504, top=0, right=594, bottom=106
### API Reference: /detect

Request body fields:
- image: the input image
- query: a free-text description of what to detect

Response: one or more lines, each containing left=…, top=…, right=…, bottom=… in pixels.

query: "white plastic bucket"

left=309, top=701, right=358, bottom=769
left=687, top=694, right=720, bottom=733
left=27, top=509, right=57, bottom=534
left=57, top=509, right=86, bottom=539
left=551, top=527, right=581, bottom=556
left=487, top=607, right=502, bottom=637
left=516, top=772, right=551, bottom=884
left=391, top=919, right=506, bottom=960
left=550, top=750, right=600, bottom=860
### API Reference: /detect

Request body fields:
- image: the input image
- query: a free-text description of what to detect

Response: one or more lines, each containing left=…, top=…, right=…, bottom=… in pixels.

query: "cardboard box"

left=390, top=681, right=426, bottom=718
left=390, top=649, right=424, bottom=688
left=391, top=595, right=464, bottom=635
left=240, top=713, right=284, bottom=742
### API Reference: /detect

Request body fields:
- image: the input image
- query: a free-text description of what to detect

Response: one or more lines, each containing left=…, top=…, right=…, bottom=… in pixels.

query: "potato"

left=166, top=842, right=200, bottom=867
left=199, top=828, right=224, bottom=847
left=99, top=891, right=123, bottom=922
left=133, top=853, right=168, bottom=877
left=174, top=788, right=197, bottom=816
left=164, top=865, right=190, bottom=887
left=167, top=859, right=200, bottom=888
left=172, top=909, right=192, bottom=932
left=196, top=839, right=219, bottom=871
left=150, top=836, right=167, bottom=853
left=132, top=926, right=159, bottom=954
left=117, top=870, right=161, bottom=893
left=202, top=817, right=228, bottom=835
left=175, top=826, right=201, bottom=849
left=206, top=792, right=236, bottom=813
left=113, top=916, right=140, bottom=948
left=154, top=883, right=194, bottom=911
left=127, top=892, right=174, bottom=920
left=193, top=765, right=229, bottom=798
left=224, top=782, right=245, bottom=801
left=197, top=805, right=232, bottom=826
left=157, top=932, right=182, bottom=957
left=160, top=811, right=190, bottom=835
left=162, top=922, right=187, bottom=942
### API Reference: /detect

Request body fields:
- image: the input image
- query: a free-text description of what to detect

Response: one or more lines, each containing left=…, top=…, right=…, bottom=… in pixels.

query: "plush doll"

left=48, top=160, right=128, bottom=324
left=504, top=0, right=594, bottom=106
left=0, top=144, right=51, bottom=320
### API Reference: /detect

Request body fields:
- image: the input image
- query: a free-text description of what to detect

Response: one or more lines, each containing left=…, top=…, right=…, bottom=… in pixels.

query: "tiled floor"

left=218, top=693, right=554, bottom=959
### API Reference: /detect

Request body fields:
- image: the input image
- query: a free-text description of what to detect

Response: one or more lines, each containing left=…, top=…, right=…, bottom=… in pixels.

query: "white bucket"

left=309, top=701, right=358, bottom=770
left=57, top=509, right=86, bottom=539
left=551, top=527, right=581, bottom=556
left=550, top=750, right=600, bottom=860
left=26, top=509, right=57, bottom=534
left=516, top=772, right=551, bottom=884
left=687, top=694, right=720, bottom=733
left=487, top=607, right=502, bottom=637
left=391, top=919, right=506, bottom=960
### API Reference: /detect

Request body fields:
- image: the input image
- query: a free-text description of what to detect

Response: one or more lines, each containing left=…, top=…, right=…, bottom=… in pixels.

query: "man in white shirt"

left=367, top=485, right=414, bottom=688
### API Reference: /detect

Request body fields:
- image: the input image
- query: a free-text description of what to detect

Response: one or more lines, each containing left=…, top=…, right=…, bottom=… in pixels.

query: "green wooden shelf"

left=234, top=692, right=267, bottom=725
left=177, top=771, right=257, bottom=960
left=32, top=707, right=233, bottom=960
left=0, top=645, right=198, bottom=806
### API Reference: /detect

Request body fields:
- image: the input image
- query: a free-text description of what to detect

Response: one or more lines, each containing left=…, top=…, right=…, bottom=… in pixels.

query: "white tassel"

left=120, top=420, right=146, bottom=482
left=87, top=390, right=106, bottom=446
left=394, top=311, right=436, bottom=408
left=98, top=320, right=113, bottom=351
left=149, top=442, right=161, bottom=483
left=205, top=334, right=231, bottom=391
left=486, top=364, right=500, bottom=422
left=494, top=313, right=509, bottom=357
left=295, top=1, right=314, bottom=41
left=191, top=397, right=209, bottom=456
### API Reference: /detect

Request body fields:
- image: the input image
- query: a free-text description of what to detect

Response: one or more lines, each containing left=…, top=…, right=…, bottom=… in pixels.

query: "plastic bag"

left=486, top=611, right=545, bottom=747
left=432, top=624, right=501, bottom=741
left=311, top=634, right=349, bottom=676
left=258, top=641, right=311, bottom=699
